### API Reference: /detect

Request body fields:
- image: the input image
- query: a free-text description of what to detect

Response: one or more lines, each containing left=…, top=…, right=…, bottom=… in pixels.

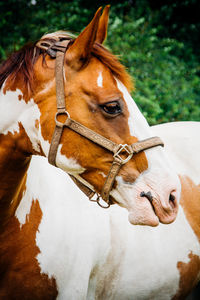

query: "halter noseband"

left=37, top=38, right=164, bottom=208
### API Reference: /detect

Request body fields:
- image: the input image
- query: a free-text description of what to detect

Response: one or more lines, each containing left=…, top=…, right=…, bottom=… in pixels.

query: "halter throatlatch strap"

left=45, top=38, right=164, bottom=208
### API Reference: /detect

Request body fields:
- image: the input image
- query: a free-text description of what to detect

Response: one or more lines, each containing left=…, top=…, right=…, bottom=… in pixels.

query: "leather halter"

left=36, top=38, right=164, bottom=208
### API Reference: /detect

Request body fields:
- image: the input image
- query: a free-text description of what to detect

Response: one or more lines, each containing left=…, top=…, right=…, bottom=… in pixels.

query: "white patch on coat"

left=97, top=71, right=103, bottom=87
left=22, top=156, right=110, bottom=299
left=0, top=87, right=85, bottom=175
left=0, top=87, right=41, bottom=152
left=15, top=155, right=200, bottom=299
left=55, top=144, right=85, bottom=174
left=114, top=205, right=200, bottom=300
left=15, top=187, right=32, bottom=227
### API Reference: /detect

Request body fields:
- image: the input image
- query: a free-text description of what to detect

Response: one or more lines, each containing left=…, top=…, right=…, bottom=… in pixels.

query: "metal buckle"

left=114, top=144, right=133, bottom=164
left=55, top=110, right=70, bottom=127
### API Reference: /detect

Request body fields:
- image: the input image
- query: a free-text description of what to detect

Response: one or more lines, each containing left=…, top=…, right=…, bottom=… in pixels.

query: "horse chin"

left=127, top=198, right=160, bottom=227
left=128, top=213, right=159, bottom=227
left=127, top=196, right=178, bottom=227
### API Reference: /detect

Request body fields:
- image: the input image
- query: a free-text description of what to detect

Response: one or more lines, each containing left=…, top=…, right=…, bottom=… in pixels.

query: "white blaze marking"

left=97, top=71, right=103, bottom=87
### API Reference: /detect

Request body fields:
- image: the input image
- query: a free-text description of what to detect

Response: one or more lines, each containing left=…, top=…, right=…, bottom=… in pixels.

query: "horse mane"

left=0, top=31, right=133, bottom=92
left=0, top=43, right=41, bottom=92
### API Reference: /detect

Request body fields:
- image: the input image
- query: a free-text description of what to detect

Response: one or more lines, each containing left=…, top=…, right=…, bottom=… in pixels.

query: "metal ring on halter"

left=89, top=193, right=99, bottom=203
left=89, top=194, right=110, bottom=208
left=97, top=195, right=110, bottom=209
left=55, top=110, right=71, bottom=127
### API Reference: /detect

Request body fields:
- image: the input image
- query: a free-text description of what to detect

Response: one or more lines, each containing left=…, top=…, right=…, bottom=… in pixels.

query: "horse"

left=0, top=5, right=199, bottom=299
left=0, top=121, right=199, bottom=299
left=0, top=6, right=181, bottom=228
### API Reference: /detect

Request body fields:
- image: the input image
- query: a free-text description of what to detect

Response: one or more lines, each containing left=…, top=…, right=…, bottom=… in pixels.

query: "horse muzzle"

left=128, top=188, right=179, bottom=226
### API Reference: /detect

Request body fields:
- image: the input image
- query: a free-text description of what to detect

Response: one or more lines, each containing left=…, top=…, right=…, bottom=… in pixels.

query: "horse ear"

left=66, top=7, right=102, bottom=70
left=96, top=5, right=110, bottom=44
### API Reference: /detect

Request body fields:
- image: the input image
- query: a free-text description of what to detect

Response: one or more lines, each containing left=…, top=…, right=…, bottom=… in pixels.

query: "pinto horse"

left=0, top=5, right=199, bottom=299
left=0, top=6, right=180, bottom=227
left=0, top=122, right=199, bottom=299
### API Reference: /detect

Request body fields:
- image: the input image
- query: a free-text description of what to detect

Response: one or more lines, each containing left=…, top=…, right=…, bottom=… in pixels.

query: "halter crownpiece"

left=37, top=38, right=164, bottom=208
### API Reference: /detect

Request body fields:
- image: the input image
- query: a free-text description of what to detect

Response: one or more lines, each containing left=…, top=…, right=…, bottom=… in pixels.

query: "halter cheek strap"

left=37, top=38, right=164, bottom=208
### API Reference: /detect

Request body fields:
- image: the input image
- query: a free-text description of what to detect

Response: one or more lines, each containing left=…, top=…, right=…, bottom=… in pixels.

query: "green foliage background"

left=0, top=0, right=199, bottom=124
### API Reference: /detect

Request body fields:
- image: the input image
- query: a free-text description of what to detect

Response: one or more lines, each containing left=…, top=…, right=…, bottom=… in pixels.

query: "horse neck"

left=0, top=144, right=31, bottom=229
left=0, top=80, right=34, bottom=229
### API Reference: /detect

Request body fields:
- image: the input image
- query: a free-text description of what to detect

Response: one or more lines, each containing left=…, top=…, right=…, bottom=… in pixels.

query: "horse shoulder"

left=22, top=156, right=117, bottom=299
left=152, top=121, right=200, bottom=299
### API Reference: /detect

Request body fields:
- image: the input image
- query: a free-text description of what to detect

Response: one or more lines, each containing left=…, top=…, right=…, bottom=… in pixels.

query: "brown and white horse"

left=0, top=6, right=180, bottom=228
left=0, top=6, right=199, bottom=299
left=0, top=122, right=199, bottom=299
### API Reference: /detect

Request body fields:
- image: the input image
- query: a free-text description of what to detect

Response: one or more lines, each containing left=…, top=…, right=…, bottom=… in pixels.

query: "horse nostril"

left=169, top=192, right=177, bottom=209
left=169, top=193, right=175, bottom=202
left=140, top=191, right=153, bottom=202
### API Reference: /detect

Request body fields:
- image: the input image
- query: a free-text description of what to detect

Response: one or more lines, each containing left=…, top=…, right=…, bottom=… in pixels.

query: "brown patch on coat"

left=179, top=176, right=200, bottom=241
left=172, top=176, right=200, bottom=299
left=0, top=200, right=58, bottom=299
left=0, top=123, right=39, bottom=229
left=173, top=252, right=200, bottom=300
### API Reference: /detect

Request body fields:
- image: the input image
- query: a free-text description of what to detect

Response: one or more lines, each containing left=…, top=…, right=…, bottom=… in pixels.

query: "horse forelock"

left=92, top=43, right=133, bottom=91
left=0, top=31, right=133, bottom=95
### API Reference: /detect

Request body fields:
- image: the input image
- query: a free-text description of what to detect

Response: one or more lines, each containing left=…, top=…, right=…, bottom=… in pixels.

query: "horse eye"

left=100, top=101, right=122, bottom=116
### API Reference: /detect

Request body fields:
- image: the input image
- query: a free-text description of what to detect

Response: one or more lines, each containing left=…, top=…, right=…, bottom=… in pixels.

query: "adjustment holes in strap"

left=55, top=110, right=71, bottom=127
left=36, top=41, right=53, bottom=50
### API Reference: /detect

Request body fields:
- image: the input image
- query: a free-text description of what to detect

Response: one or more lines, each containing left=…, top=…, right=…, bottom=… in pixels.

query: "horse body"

left=0, top=6, right=199, bottom=299
left=0, top=122, right=199, bottom=299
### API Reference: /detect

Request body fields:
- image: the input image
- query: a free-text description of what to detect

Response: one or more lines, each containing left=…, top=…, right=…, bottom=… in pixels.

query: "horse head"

left=0, top=6, right=181, bottom=226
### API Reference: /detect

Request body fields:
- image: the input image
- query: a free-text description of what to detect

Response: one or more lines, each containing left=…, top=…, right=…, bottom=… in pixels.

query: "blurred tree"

left=106, top=3, right=200, bottom=123
left=148, top=0, right=200, bottom=60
